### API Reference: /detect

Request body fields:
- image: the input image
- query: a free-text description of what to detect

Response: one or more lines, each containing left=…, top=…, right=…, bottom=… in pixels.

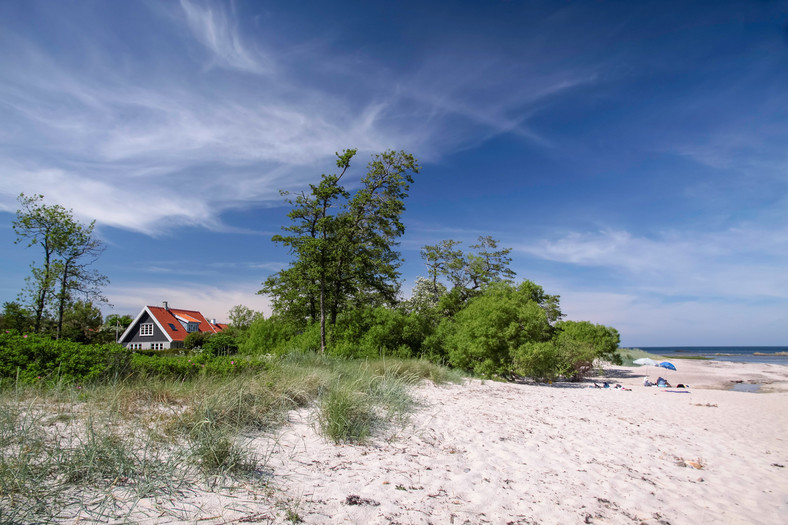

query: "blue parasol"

left=659, top=361, right=677, bottom=371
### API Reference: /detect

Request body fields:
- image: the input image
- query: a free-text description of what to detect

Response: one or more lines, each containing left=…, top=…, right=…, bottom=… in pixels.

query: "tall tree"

left=13, top=194, right=72, bottom=332
left=260, top=149, right=420, bottom=352
left=420, top=235, right=516, bottom=302
left=12, top=194, right=109, bottom=336
left=420, top=239, right=462, bottom=301
left=227, top=304, right=263, bottom=330
left=53, top=217, right=108, bottom=339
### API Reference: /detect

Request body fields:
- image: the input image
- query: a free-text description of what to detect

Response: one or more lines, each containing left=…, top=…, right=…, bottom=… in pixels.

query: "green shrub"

left=240, top=315, right=302, bottom=355
left=202, top=333, right=239, bottom=356
left=0, top=331, right=132, bottom=385
left=513, top=341, right=562, bottom=382
left=514, top=338, right=600, bottom=382
left=444, top=282, right=553, bottom=378
left=554, top=320, right=621, bottom=364
left=184, top=331, right=211, bottom=350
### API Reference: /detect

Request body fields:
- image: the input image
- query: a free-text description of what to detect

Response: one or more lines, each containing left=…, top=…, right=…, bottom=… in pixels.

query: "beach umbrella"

left=657, top=361, right=678, bottom=386
left=633, top=358, right=658, bottom=366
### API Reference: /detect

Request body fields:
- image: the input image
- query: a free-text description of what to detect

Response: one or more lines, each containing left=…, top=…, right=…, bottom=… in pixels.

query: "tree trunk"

left=33, top=240, right=53, bottom=333
left=56, top=260, right=71, bottom=340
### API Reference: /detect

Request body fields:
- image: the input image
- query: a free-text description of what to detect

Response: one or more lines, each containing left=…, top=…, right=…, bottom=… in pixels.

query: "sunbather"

left=656, top=377, right=671, bottom=388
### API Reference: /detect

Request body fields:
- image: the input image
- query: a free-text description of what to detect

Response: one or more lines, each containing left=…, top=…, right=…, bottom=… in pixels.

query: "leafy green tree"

left=401, top=277, right=448, bottom=315
left=227, top=304, right=263, bottom=330
left=13, top=194, right=73, bottom=332
left=12, top=194, right=108, bottom=337
left=61, top=300, right=103, bottom=343
left=513, top=341, right=562, bottom=382
left=0, top=301, right=33, bottom=333
left=261, top=149, right=420, bottom=353
left=420, top=240, right=462, bottom=301
left=52, top=218, right=108, bottom=339
left=420, top=236, right=516, bottom=303
left=327, top=306, right=415, bottom=358
left=262, top=149, right=356, bottom=351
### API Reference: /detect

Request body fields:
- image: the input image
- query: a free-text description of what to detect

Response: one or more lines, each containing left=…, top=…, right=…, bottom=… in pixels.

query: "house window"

left=129, top=343, right=142, bottom=350
left=151, top=343, right=164, bottom=350
left=140, top=323, right=154, bottom=336
left=187, top=322, right=199, bottom=333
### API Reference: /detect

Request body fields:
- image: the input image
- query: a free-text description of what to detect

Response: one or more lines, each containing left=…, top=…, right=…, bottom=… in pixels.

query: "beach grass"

left=0, top=353, right=461, bottom=523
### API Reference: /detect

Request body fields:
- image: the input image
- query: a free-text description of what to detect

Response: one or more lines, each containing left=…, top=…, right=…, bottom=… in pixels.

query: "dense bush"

left=443, top=282, right=553, bottom=377
left=513, top=339, right=597, bottom=382
left=202, top=333, right=239, bottom=356
left=329, top=307, right=414, bottom=358
left=554, top=320, right=621, bottom=365
left=240, top=315, right=302, bottom=355
left=183, top=331, right=211, bottom=350
left=0, top=330, right=132, bottom=385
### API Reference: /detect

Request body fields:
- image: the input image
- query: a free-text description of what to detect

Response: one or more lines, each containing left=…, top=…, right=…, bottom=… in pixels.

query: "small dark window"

left=168, top=323, right=177, bottom=331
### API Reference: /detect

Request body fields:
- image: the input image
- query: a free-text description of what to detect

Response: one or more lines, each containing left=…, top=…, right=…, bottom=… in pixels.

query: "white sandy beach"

left=118, top=359, right=788, bottom=524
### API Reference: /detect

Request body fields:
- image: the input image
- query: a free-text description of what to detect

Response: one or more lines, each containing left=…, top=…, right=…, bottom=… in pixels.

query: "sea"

left=627, top=346, right=788, bottom=366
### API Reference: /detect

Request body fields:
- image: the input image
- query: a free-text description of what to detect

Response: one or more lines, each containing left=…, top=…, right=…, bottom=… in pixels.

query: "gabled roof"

left=118, top=305, right=225, bottom=343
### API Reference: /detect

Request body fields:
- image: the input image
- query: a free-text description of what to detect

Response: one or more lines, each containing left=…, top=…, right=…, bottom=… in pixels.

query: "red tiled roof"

left=147, top=306, right=224, bottom=342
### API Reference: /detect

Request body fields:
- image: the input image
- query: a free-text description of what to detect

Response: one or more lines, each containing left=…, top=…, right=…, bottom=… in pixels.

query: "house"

left=118, top=301, right=227, bottom=350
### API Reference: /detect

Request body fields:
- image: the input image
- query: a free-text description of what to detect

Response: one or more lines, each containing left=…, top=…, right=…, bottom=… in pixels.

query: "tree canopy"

left=260, top=149, right=420, bottom=352
left=12, top=194, right=109, bottom=337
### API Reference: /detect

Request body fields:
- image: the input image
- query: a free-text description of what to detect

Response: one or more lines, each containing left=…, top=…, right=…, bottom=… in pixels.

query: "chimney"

left=163, top=301, right=169, bottom=310
left=211, top=318, right=217, bottom=325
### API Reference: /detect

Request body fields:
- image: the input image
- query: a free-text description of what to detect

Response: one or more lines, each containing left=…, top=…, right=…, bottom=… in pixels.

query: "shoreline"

left=623, top=347, right=788, bottom=367
left=601, top=358, right=788, bottom=393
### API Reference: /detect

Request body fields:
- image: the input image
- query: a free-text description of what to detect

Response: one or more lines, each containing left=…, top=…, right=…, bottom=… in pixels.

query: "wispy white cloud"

left=179, top=0, right=272, bottom=75
left=0, top=0, right=589, bottom=235
left=516, top=225, right=788, bottom=301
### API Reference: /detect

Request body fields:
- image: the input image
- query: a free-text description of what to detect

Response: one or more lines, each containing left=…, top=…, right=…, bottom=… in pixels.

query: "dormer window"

left=186, top=322, right=199, bottom=333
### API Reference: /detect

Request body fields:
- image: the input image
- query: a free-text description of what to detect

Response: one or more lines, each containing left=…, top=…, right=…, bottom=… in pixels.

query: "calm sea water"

left=630, top=346, right=788, bottom=366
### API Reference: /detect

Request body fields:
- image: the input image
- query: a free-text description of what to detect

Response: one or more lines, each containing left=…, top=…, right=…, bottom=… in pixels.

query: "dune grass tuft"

left=0, top=352, right=459, bottom=522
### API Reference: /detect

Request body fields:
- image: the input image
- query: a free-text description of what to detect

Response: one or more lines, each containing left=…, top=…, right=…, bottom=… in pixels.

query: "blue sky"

left=1, top=0, right=786, bottom=346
